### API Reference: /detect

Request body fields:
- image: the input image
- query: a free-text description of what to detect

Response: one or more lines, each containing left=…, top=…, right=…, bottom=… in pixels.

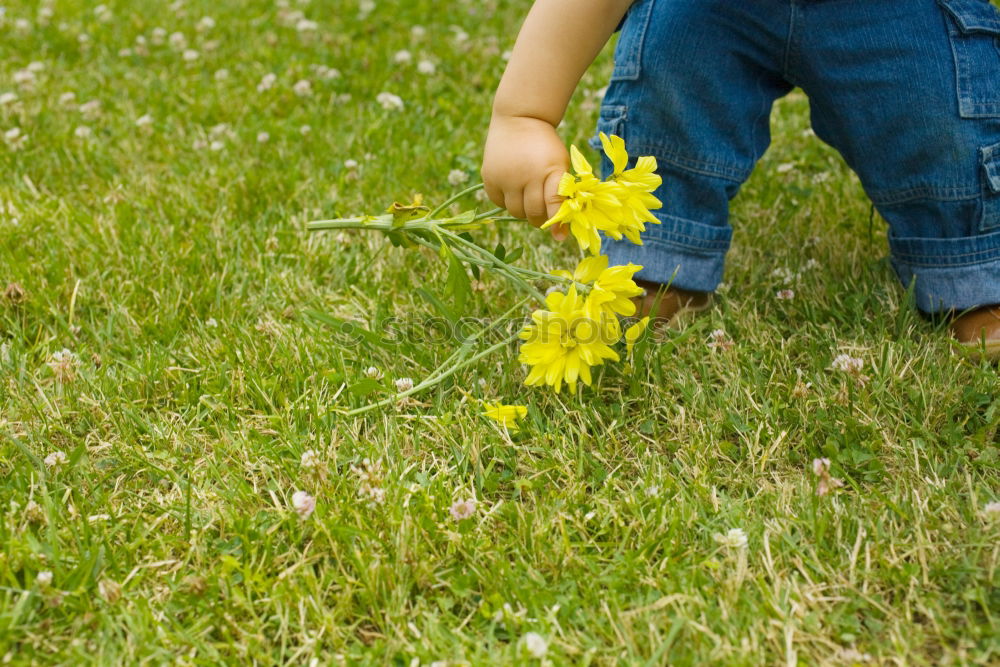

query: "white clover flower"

left=38, top=7, right=54, bottom=24
left=118, top=48, right=133, bottom=58
left=4, top=127, right=27, bottom=151
left=447, top=169, right=469, bottom=186
left=521, top=632, right=548, bottom=659
left=151, top=27, right=167, bottom=45
left=292, top=79, right=312, bottom=97
left=344, top=159, right=358, bottom=170
left=256, top=131, right=270, bottom=143
left=777, top=162, right=795, bottom=174
left=296, top=18, right=318, bottom=32
left=831, top=354, right=864, bottom=375
left=59, top=91, right=76, bottom=106
left=24, top=499, right=44, bottom=523
left=410, top=25, right=426, bottom=38
left=78, top=32, right=91, bottom=46
left=449, top=498, right=476, bottom=521
left=79, top=99, right=101, bottom=119
left=707, top=328, right=734, bottom=352
left=713, top=527, right=748, bottom=549
left=363, top=365, right=381, bottom=378
left=214, top=68, right=229, bottom=81
left=312, top=65, right=340, bottom=80
left=770, top=266, right=795, bottom=285
left=15, top=18, right=32, bottom=33
left=257, top=73, right=277, bottom=92
left=74, top=125, right=92, bottom=139
left=359, top=0, right=376, bottom=17
left=982, top=501, right=1000, bottom=518
left=376, top=92, right=403, bottom=111
left=394, top=377, right=414, bottom=392
left=13, top=69, right=36, bottom=89
left=299, top=124, right=311, bottom=135
left=300, top=449, right=321, bottom=469
left=393, top=49, right=412, bottom=64
left=94, top=4, right=111, bottom=21
left=205, top=317, right=218, bottom=328
left=776, top=289, right=794, bottom=301
left=0, top=92, right=17, bottom=106
left=168, top=31, right=187, bottom=50
left=417, top=60, right=436, bottom=75
left=812, top=458, right=831, bottom=476
left=451, top=27, right=469, bottom=44
left=47, top=347, right=80, bottom=381
left=136, top=114, right=153, bottom=128
left=27, top=61, right=45, bottom=73
left=209, top=140, right=224, bottom=151
left=182, top=49, right=200, bottom=62
left=98, top=578, right=121, bottom=603
left=44, top=450, right=68, bottom=468
left=196, top=16, right=215, bottom=32
left=36, top=571, right=53, bottom=587
left=291, top=490, right=315, bottom=519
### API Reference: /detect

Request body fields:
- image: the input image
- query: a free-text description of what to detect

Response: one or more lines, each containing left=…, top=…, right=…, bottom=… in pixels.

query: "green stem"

left=427, top=183, right=485, bottom=219
left=474, top=207, right=505, bottom=221
left=343, top=298, right=531, bottom=417
left=344, top=333, right=519, bottom=417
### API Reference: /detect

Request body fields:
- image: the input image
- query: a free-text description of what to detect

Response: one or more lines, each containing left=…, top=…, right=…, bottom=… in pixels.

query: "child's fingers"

left=523, top=181, right=548, bottom=227
left=483, top=182, right=506, bottom=210
left=543, top=170, right=564, bottom=220
left=503, top=189, right=526, bottom=220
left=543, top=170, right=568, bottom=240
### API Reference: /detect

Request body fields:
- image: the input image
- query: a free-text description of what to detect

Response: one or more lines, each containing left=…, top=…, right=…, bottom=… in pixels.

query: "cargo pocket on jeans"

left=610, top=0, right=655, bottom=82
left=938, top=0, right=1000, bottom=118
left=981, top=140, right=1000, bottom=231
left=588, top=105, right=627, bottom=154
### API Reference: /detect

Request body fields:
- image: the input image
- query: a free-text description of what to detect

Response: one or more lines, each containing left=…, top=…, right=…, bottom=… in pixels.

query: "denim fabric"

left=595, top=0, right=1000, bottom=313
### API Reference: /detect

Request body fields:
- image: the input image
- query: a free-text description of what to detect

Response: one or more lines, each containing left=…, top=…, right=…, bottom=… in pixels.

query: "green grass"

left=1, top=0, right=999, bottom=664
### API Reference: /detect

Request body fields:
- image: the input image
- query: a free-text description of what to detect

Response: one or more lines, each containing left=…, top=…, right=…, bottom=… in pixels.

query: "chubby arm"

left=481, top=0, right=634, bottom=229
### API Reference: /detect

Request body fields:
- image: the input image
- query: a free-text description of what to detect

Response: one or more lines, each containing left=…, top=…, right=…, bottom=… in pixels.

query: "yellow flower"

left=550, top=254, right=607, bottom=284
left=482, top=402, right=528, bottom=432
left=554, top=255, right=645, bottom=318
left=598, top=133, right=662, bottom=244
left=541, top=146, right=623, bottom=255
left=518, top=285, right=620, bottom=394
left=625, top=316, right=650, bottom=356
left=589, top=261, right=645, bottom=318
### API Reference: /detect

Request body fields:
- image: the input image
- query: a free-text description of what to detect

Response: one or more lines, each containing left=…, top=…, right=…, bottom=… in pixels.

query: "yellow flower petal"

left=482, top=402, right=528, bottom=432
left=625, top=316, right=650, bottom=356
left=599, top=132, right=629, bottom=176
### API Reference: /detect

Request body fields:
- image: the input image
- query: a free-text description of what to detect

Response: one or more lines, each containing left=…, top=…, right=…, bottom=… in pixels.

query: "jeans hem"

left=889, top=228, right=1000, bottom=312
left=603, top=213, right=731, bottom=292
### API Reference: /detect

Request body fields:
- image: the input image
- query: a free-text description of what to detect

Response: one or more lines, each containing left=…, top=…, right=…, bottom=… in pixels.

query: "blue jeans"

left=596, top=0, right=1000, bottom=313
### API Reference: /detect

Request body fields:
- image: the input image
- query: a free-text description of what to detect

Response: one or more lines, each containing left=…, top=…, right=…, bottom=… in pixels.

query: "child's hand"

left=481, top=115, right=569, bottom=239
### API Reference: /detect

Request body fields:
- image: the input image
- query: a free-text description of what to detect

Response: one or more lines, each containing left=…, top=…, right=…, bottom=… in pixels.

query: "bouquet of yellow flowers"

left=308, top=134, right=663, bottom=427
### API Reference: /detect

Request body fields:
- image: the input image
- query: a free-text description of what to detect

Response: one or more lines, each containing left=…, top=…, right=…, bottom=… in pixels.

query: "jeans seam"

left=624, top=142, right=751, bottom=182
left=869, top=185, right=981, bottom=205
left=782, top=1, right=799, bottom=80
left=892, top=246, right=1000, bottom=267
left=644, top=232, right=731, bottom=253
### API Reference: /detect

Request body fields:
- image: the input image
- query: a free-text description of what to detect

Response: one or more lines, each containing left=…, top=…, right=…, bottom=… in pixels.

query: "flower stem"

left=427, top=183, right=485, bottom=219
left=342, top=298, right=530, bottom=417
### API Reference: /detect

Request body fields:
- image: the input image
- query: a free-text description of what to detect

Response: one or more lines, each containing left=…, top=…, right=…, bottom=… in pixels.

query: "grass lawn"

left=1, top=0, right=999, bottom=663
